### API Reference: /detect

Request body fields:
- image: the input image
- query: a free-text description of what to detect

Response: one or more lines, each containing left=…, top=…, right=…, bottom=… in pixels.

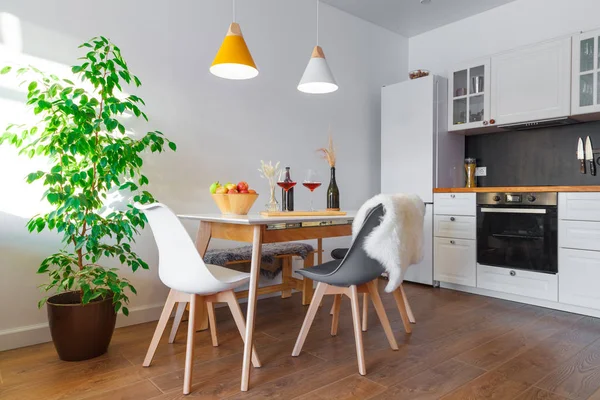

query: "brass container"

left=465, top=158, right=477, bottom=188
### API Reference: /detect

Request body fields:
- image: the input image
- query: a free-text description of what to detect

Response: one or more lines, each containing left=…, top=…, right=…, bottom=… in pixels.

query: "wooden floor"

left=2, top=281, right=600, bottom=400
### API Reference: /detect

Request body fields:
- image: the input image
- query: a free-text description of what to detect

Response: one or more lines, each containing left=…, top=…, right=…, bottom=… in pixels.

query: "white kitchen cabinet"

left=572, top=29, right=600, bottom=115
left=558, top=193, right=600, bottom=222
left=558, top=192, right=600, bottom=311
left=434, top=215, right=476, bottom=240
left=559, top=220, right=600, bottom=252
left=434, top=237, right=476, bottom=287
left=448, top=58, right=491, bottom=131
left=559, top=248, right=600, bottom=310
left=434, top=193, right=476, bottom=216
left=477, top=264, right=558, bottom=302
left=491, top=37, right=571, bottom=126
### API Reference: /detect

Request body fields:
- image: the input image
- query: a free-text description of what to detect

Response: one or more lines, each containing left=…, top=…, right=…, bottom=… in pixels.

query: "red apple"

left=239, top=189, right=249, bottom=194
left=228, top=188, right=239, bottom=194
left=237, top=181, right=249, bottom=192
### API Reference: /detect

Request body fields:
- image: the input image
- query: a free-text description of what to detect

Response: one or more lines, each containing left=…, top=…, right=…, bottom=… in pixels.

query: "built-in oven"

left=476, top=192, right=558, bottom=274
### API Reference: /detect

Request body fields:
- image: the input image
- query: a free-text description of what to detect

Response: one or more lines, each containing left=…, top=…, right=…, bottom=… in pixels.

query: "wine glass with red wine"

left=277, top=169, right=297, bottom=211
left=302, top=169, right=322, bottom=211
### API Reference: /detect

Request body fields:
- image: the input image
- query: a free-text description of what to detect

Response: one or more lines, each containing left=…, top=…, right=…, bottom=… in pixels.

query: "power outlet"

left=475, top=167, right=487, bottom=177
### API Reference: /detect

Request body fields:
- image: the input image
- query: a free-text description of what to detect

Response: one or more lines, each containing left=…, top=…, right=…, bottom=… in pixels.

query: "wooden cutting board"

left=260, top=210, right=347, bottom=217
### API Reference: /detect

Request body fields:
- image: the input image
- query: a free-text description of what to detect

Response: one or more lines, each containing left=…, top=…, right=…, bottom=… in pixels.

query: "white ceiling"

left=322, top=0, right=517, bottom=37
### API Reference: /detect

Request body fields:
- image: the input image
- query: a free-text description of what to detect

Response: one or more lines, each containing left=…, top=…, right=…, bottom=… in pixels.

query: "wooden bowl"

left=211, top=193, right=258, bottom=215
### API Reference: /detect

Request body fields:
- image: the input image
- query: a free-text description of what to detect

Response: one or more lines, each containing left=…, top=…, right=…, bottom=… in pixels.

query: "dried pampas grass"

left=317, top=134, right=336, bottom=168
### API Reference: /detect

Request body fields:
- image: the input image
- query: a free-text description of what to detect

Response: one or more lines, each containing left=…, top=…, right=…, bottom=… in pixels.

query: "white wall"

left=409, top=0, right=600, bottom=77
left=0, top=0, right=408, bottom=350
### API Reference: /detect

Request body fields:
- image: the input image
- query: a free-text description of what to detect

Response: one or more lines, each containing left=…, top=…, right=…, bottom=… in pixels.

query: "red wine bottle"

left=281, top=167, right=294, bottom=211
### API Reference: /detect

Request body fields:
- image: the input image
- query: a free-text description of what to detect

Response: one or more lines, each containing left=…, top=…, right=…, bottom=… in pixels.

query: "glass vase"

left=265, top=184, right=279, bottom=212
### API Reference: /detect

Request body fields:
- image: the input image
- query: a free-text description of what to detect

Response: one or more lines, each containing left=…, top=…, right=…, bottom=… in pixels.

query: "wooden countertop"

left=434, top=186, right=600, bottom=193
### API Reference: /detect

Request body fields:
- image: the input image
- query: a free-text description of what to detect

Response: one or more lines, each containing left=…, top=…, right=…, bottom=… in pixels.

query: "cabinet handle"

left=450, top=217, right=456, bottom=221
left=483, top=120, right=489, bottom=126
left=450, top=194, right=456, bottom=199
left=490, top=119, right=496, bottom=124
left=510, top=270, right=516, bottom=277
left=450, top=240, right=455, bottom=244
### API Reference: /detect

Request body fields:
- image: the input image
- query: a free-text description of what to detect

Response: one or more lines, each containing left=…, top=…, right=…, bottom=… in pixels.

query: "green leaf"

left=28, top=81, right=38, bottom=91
left=0, top=66, right=11, bottom=74
left=168, top=142, right=177, bottom=151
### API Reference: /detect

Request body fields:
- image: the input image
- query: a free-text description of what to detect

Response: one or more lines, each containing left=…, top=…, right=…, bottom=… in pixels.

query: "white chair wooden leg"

left=143, top=289, right=178, bottom=367
left=393, top=286, right=412, bottom=334
left=183, top=294, right=198, bottom=395
left=330, top=294, right=342, bottom=315
left=401, top=284, right=415, bottom=324
left=168, top=302, right=187, bottom=344
left=330, top=293, right=341, bottom=336
left=222, top=290, right=261, bottom=368
left=349, top=285, right=366, bottom=376
left=292, top=282, right=328, bottom=356
left=367, top=280, right=398, bottom=350
left=362, top=293, right=368, bottom=332
left=207, top=302, right=218, bottom=347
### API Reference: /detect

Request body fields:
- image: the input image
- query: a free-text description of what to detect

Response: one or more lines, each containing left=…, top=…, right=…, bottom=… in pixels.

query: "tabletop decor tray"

left=259, top=210, right=347, bottom=217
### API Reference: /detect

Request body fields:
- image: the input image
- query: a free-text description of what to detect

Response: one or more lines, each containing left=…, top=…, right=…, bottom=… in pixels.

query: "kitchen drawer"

left=434, top=215, right=476, bottom=240
left=559, top=248, right=600, bottom=310
left=559, top=193, right=600, bottom=221
left=434, top=193, right=476, bottom=216
left=434, top=237, right=476, bottom=287
left=477, top=264, right=558, bottom=302
left=559, top=220, right=600, bottom=252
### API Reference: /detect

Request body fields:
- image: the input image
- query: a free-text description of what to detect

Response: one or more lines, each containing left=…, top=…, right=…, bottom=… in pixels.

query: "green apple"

left=209, top=181, right=220, bottom=194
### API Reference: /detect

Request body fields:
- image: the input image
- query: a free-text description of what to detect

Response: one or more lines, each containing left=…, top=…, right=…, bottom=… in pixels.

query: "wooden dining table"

left=178, top=212, right=355, bottom=391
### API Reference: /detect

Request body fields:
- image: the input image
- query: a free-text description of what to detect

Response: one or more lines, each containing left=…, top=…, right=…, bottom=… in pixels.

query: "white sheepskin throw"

left=352, top=194, right=425, bottom=292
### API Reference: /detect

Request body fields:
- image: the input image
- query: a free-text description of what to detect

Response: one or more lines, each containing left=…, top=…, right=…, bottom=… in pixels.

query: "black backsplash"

left=465, top=121, right=600, bottom=187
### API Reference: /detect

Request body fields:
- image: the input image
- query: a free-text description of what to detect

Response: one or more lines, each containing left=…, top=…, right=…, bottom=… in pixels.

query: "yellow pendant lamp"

left=210, top=0, right=258, bottom=80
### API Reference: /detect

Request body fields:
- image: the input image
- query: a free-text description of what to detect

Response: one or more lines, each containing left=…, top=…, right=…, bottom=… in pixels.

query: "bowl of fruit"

left=210, top=181, right=258, bottom=215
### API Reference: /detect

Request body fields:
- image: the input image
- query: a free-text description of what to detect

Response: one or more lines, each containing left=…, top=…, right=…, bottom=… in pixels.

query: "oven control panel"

left=477, top=192, right=557, bottom=206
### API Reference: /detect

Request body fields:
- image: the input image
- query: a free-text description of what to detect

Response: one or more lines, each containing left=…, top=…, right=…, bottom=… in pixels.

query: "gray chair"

left=329, top=244, right=416, bottom=334
left=291, top=204, right=399, bottom=376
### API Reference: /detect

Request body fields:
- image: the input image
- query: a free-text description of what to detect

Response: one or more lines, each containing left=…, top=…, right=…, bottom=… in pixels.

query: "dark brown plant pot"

left=46, top=291, right=117, bottom=361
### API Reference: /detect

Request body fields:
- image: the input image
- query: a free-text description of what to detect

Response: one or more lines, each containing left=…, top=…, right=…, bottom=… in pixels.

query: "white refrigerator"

left=381, top=75, right=464, bottom=285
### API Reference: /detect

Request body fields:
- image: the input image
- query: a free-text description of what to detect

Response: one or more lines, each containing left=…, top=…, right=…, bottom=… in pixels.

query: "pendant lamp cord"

left=316, top=0, right=319, bottom=45
left=233, top=0, right=236, bottom=22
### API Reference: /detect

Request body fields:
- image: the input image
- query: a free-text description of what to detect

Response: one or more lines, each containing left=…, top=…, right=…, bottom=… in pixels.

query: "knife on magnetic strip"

left=586, top=136, right=596, bottom=176
left=578, top=137, right=586, bottom=174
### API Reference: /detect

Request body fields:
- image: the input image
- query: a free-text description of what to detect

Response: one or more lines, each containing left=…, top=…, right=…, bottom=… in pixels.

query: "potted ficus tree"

left=0, top=36, right=176, bottom=361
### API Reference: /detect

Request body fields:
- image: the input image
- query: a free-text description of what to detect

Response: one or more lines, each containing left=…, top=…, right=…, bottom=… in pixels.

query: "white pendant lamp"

left=298, top=0, right=338, bottom=94
left=210, top=0, right=258, bottom=80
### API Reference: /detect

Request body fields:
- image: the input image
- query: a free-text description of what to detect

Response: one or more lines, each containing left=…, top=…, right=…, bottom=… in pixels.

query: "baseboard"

left=441, top=282, right=600, bottom=318
left=0, top=268, right=306, bottom=352
left=0, top=303, right=165, bottom=352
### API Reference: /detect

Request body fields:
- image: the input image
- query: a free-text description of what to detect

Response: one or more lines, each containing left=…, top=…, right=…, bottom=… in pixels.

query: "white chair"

left=136, top=202, right=260, bottom=395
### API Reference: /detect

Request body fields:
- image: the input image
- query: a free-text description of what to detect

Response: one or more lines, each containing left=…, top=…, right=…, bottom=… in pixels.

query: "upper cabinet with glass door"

left=573, top=30, right=600, bottom=115
left=448, top=59, right=491, bottom=132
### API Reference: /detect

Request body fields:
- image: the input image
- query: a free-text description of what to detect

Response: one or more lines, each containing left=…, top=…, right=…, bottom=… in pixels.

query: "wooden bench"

left=218, top=250, right=320, bottom=303
left=203, top=242, right=320, bottom=304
